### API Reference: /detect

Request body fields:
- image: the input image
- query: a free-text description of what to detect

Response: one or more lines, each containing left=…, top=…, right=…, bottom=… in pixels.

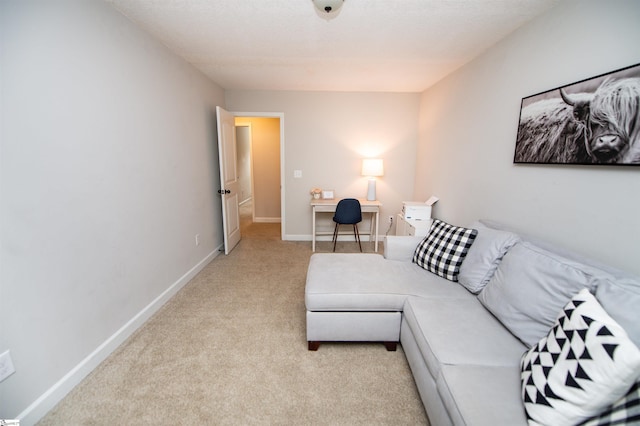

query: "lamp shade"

left=361, top=159, right=384, bottom=177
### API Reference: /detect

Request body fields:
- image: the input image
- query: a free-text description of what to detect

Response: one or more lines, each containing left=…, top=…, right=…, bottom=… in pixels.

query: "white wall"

left=0, top=1, right=225, bottom=422
left=414, top=0, right=640, bottom=275
left=225, top=91, right=421, bottom=239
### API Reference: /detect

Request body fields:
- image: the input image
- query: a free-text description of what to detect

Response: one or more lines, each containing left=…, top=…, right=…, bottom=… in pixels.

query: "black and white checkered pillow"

left=578, top=380, right=640, bottom=426
left=412, top=219, right=478, bottom=281
left=521, top=289, right=640, bottom=425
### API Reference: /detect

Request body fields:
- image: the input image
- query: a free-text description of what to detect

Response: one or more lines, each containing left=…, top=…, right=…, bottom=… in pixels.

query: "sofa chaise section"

left=305, top=252, right=472, bottom=351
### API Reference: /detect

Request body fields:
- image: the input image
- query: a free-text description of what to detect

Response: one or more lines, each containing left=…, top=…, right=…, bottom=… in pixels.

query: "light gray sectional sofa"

left=305, top=220, right=640, bottom=425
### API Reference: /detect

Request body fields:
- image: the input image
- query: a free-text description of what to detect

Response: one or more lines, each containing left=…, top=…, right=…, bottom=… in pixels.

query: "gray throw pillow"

left=478, top=241, right=609, bottom=347
left=457, top=222, right=520, bottom=294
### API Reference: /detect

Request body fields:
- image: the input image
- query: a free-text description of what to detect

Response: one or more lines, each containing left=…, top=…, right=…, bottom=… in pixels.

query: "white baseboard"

left=283, top=234, right=310, bottom=241
left=18, top=247, right=222, bottom=426
left=284, top=234, right=384, bottom=242
left=252, top=217, right=281, bottom=223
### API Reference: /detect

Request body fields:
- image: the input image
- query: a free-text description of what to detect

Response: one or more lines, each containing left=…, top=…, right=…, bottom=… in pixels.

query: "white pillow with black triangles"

left=520, top=288, right=640, bottom=426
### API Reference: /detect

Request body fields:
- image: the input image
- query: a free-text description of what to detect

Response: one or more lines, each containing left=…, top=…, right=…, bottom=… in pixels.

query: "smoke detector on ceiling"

left=312, top=0, right=344, bottom=15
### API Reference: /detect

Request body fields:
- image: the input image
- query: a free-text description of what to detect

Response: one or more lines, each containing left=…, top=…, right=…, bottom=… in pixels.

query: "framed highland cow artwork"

left=514, top=62, right=640, bottom=166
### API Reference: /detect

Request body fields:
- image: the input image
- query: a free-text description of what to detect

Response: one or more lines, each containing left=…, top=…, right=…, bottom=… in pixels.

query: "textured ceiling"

left=106, top=0, right=561, bottom=92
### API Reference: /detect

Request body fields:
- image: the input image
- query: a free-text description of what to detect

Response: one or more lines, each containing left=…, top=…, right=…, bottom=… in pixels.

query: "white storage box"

left=402, top=202, right=432, bottom=221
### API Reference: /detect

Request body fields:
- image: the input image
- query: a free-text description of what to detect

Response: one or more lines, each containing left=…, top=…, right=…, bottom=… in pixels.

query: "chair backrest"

left=333, top=198, right=362, bottom=224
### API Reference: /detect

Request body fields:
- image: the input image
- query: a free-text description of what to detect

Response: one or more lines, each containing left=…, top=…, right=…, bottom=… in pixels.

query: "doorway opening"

left=233, top=114, right=284, bottom=240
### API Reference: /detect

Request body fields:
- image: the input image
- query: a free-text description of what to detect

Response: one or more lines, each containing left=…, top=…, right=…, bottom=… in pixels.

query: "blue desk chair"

left=332, top=198, right=362, bottom=252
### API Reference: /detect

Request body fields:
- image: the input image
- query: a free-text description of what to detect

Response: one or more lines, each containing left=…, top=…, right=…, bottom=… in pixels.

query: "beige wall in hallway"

left=236, top=125, right=253, bottom=204
left=235, top=117, right=282, bottom=222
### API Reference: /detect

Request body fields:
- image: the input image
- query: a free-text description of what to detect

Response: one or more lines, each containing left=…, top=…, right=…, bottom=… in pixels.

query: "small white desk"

left=310, top=199, right=382, bottom=252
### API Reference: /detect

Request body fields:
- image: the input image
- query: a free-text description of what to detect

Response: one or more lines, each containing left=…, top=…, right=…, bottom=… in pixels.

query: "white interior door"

left=216, top=106, right=241, bottom=254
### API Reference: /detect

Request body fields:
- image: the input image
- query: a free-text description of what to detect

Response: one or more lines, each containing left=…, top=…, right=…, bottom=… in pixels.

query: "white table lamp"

left=361, top=158, right=384, bottom=201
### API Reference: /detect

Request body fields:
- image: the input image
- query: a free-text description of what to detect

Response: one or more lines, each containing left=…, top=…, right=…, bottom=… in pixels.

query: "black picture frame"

left=514, top=63, right=640, bottom=166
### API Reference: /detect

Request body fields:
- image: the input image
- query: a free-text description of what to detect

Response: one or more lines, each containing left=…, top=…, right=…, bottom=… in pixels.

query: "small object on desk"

left=310, top=187, right=322, bottom=199
left=321, top=190, right=334, bottom=200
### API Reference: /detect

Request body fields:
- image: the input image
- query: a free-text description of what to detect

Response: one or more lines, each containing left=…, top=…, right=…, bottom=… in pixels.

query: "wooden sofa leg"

left=384, top=342, right=397, bottom=351
left=308, top=341, right=320, bottom=351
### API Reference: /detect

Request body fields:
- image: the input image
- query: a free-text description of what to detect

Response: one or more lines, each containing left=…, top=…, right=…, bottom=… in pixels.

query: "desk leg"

left=374, top=210, right=379, bottom=252
left=312, top=207, right=316, bottom=252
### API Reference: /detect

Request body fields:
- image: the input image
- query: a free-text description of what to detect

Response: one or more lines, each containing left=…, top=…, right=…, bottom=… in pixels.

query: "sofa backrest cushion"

left=479, top=219, right=640, bottom=348
left=412, top=219, right=478, bottom=282
left=457, top=221, right=520, bottom=294
left=478, top=241, right=610, bottom=347
left=596, top=277, right=640, bottom=348
left=479, top=219, right=635, bottom=281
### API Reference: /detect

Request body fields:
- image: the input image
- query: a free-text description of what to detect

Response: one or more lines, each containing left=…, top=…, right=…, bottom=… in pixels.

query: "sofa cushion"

left=437, top=364, right=527, bottom=426
left=384, top=235, right=424, bottom=262
left=521, top=289, right=640, bottom=426
left=478, top=241, right=608, bottom=347
left=402, top=296, right=527, bottom=381
left=595, top=276, right=640, bottom=349
left=305, top=253, right=471, bottom=312
left=412, top=219, right=478, bottom=281
left=479, top=219, right=632, bottom=279
left=458, top=221, right=520, bottom=294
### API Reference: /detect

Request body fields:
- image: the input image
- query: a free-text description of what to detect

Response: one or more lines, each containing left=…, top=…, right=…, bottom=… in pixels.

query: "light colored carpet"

left=38, top=207, right=428, bottom=425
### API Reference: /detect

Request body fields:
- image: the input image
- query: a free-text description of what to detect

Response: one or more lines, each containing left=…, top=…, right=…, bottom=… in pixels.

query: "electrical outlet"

left=0, top=350, right=16, bottom=382
left=195, top=234, right=200, bottom=246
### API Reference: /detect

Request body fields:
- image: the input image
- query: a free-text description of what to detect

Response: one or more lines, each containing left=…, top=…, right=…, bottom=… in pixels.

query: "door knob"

left=217, top=189, right=231, bottom=194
